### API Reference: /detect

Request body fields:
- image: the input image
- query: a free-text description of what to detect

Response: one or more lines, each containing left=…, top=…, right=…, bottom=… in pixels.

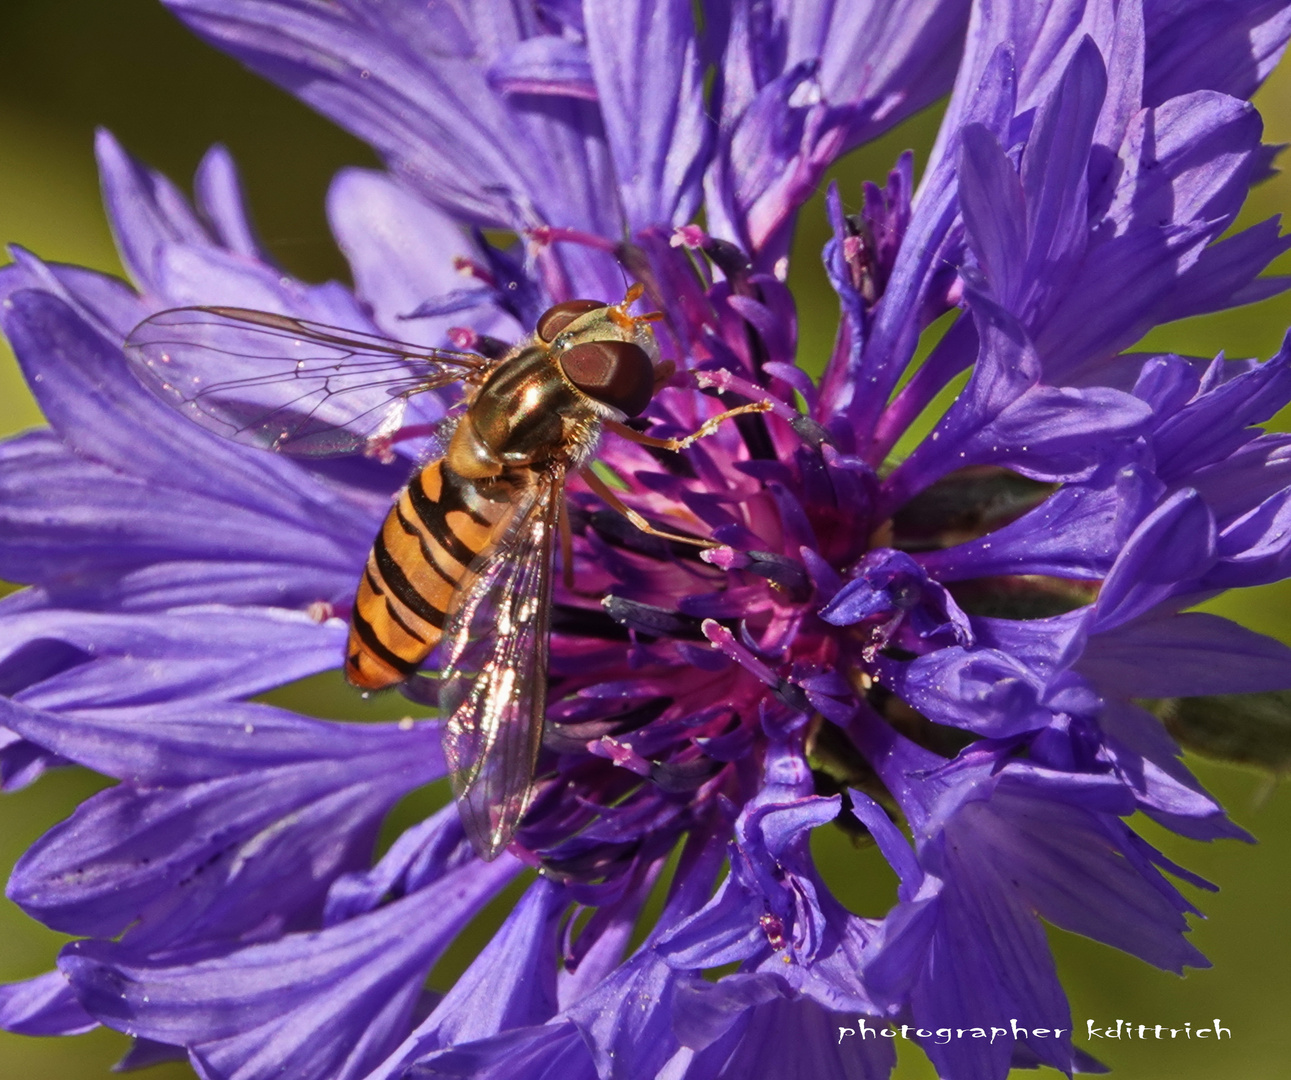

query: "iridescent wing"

left=439, top=468, right=562, bottom=859
left=125, top=306, right=490, bottom=455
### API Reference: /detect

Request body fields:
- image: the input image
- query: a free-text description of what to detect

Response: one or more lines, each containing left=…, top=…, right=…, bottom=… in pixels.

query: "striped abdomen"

left=345, top=459, right=508, bottom=689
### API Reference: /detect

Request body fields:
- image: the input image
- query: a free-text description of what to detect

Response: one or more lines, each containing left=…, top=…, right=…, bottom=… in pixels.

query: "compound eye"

left=536, top=299, right=606, bottom=342
left=559, top=340, right=655, bottom=417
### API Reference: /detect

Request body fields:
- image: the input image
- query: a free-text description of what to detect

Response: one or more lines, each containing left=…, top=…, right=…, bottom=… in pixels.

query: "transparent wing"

left=439, top=469, right=561, bottom=859
left=126, top=306, right=490, bottom=455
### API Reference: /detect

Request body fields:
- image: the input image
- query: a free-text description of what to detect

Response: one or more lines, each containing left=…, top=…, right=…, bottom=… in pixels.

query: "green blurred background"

left=0, top=2, right=1289, bottom=1077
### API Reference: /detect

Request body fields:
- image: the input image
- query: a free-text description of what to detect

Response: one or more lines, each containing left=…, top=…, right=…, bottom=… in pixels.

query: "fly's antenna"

left=610, top=282, right=663, bottom=332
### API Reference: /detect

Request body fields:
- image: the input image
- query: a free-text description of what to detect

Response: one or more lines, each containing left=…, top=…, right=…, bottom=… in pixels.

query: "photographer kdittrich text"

left=836, top=1018, right=1232, bottom=1045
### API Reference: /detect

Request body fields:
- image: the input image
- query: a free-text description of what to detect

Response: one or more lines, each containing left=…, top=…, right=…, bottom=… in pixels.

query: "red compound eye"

left=558, top=339, right=655, bottom=416
left=536, top=299, right=605, bottom=342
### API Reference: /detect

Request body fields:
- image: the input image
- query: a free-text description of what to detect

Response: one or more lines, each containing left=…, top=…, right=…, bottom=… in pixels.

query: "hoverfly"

left=126, top=287, right=769, bottom=859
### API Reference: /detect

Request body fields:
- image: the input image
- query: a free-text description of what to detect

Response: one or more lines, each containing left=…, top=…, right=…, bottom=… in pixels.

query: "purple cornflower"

left=4, top=2, right=1291, bottom=1078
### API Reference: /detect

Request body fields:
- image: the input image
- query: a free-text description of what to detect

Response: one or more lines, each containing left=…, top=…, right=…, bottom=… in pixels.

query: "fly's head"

left=536, top=284, right=661, bottom=418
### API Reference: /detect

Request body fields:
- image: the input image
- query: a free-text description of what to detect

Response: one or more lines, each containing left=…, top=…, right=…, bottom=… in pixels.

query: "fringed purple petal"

left=10, top=717, right=441, bottom=949
left=487, top=34, right=596, bottom=100
left=95, top=129, right=215, bottom=291
left=162, top=0, right=624, bottom=298
left=403, top=1022, right=595, bottom=1080
left=1093, top=488, right=1217, bottom=628
left=0, top=431, right=360, bottom=607
left=371, top=878, right=564, bottom=1078
left=0, top=970, right=97, bottom=1037
left=707, top=0, right=968, bottom=262
left=61, top=854, right=519, bottom=1080
left=0, top=261, right=377, bottom=546
left=1080, top=610, right=1291, bottom=696
left=327, top=168, right=520, bottom=345
left=674, top=976, right=896, bottom=1080
left=917, top=467, right=1157, bottom=581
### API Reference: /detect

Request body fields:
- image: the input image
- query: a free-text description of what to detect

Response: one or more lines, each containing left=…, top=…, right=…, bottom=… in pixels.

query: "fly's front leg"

left=558, top=495, right=575, bottom=590
left=591, top=401, right=774, bottom=547
left=578, top=467, right=716, bottom=548
left=603, top=400, right=773, bottom=453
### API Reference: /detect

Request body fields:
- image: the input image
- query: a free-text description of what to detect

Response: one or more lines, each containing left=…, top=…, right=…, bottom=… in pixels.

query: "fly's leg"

left=558, top=495, right=576, bottom=590
left=603, top=400, right=773, bottom=454
left=578, top=400, right=774, bottom=547
left=589, top=401, right=775, bottom=547
left=578, top=466, right=716, bottom=548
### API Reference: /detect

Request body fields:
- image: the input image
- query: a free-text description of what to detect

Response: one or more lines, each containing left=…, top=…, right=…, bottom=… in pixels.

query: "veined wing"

left=439, top=468, right=561, bottom=860
left=126, top=306, right=490, bottom=455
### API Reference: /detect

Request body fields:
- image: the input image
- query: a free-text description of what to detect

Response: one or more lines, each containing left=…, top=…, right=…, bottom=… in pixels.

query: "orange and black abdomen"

left=345, top=459, right=506, bottom=690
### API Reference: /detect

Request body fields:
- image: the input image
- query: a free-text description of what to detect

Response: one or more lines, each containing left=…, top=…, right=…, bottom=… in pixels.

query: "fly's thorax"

left=451, top=346, right=596, bottom=477
left=447, top=297, right=661, bottom=480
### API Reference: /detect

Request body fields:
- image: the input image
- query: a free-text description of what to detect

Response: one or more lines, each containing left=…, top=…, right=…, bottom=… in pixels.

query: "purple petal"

left=1106, top=90, right=1262, bottom=240
left=328, top=168, right=520, bottom=343
left=1145, top=0, right=1291, bottom=103
left=959, top=123, right=1028, bottom=307
left=1209, top=485, right=1291, bottom=586
left=1159, top=216, right=1291, bottom=323
left=1094, top=488, right=1217, bottom=628
left=655, top=870, right=767, bottom=970
left=973, top=777, right=1208, bottom=972
left=884, top=295, right=1153, bottom=509
left=846, top=790, right=923, bottom=898
left=586, top=0, right=710, bottom=231
left=865, top=760, right=1206, bottom=1079
left=565, top=951, right=685, bottom=1080
left=980, top=386, right=1155, bottom=482
left=1090, top=700, right=1245, bottom=841
left=488, top=35, right=596, bottom=100
left=192, top=142, right=270, bottom=262
left=0, top=270, right=375, bottom=546
left=834, top=44, right=1017, bottom=440
left=784, top=0, right=970, bottom=151
left=820, top=549, right=972, bottom=650
left=323, top=805, right=471, bottom=926
left=0, top=728, right=66, bottom=791
left=1037, top=87, right=1266, bottom=378
left=0, top=694, right=426, bottom=786
left=1189, top=434, right=1291, bottom=521
left=95, top=129, right=215, bottom=292
left=1018, top=38, right=1106, bottom=297
left=677, top=976, right=896, bottom=1080
left=2, top=607, right=345, bottom=709
left=1153, top=335, right=1291, bottom=479
left=114, top=1037, right=189, bottom=1070
left=886, top=647, right=1053, bottom=738
left=710, top=0, right=968, bottom=260
left=401, top=1022, right=594, bottom=1080
left=1033, top=221, right=1215, bottom=381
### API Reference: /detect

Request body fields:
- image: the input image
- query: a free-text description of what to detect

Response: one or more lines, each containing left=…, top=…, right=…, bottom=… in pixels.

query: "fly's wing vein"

left=125, top=306, right=489, bottom=456
left=440, top=469, right=561, bottom=859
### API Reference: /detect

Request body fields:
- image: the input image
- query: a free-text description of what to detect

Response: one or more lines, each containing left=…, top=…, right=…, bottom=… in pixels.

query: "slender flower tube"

left=3, top=3, right=1291, bottom=1079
